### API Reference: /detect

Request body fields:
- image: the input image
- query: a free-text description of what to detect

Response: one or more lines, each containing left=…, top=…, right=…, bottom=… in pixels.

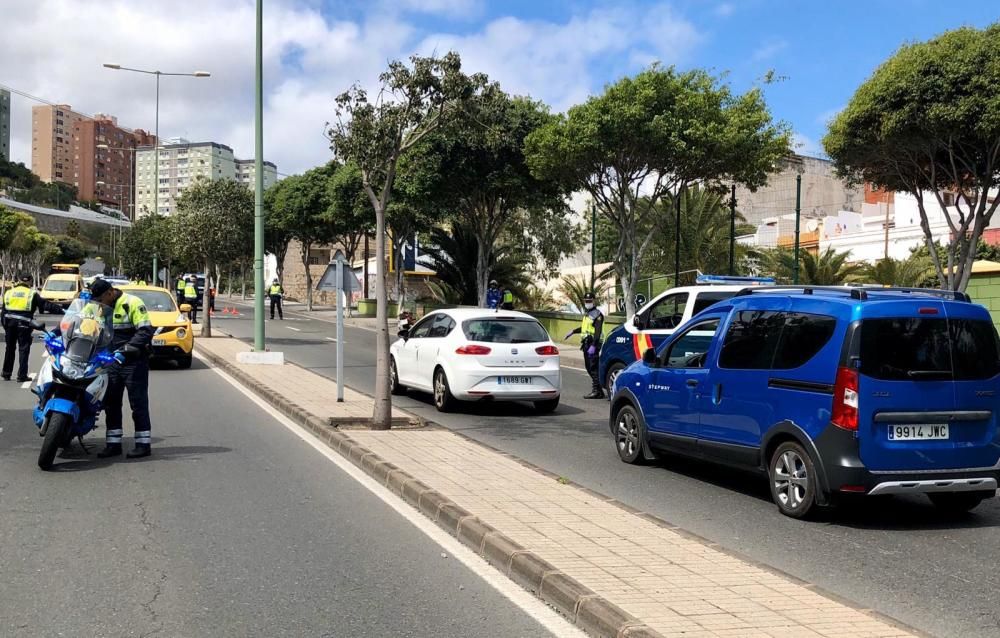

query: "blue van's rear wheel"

left=769, top=441, right=817, bottom=518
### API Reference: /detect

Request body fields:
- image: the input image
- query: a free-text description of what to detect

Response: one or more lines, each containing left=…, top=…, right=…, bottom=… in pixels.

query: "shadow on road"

left=397, top=388, right=588, bottom=418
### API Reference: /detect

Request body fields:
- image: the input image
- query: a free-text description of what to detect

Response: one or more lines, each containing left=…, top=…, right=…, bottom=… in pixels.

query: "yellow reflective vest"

left=184, top=283, right=197, bottom=299
left=3, top=285, right=34, bottom=313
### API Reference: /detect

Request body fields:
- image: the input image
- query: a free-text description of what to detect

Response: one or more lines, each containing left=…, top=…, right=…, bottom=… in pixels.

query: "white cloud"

left=0, top=0, right=701, bottom=176
left=416, top=3, right=702, bottom=112
left=395, top=0, right=483, bottom=18
left=751, top=39, right=788, bottom=62
left=816, top=106, right=844, bottom=125
left=714, top=3, right=735, bottom=17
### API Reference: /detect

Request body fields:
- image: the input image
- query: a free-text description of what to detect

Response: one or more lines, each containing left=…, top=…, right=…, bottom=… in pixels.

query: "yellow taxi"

left=120, top=285, right=195, bottom=369
left=40, top=264, right=84, bottom=310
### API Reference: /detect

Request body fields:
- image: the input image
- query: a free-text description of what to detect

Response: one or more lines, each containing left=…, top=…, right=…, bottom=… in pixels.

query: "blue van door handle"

left=686, top=379, right=699, bottom=388
left=713, top=384, right=723, bottom=404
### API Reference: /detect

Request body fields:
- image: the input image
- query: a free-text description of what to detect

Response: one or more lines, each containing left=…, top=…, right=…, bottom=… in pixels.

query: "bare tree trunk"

left=372, top=208, right=391, bottom=429
left=476, top=235, right=490, bottom=307
left=201, top=260, right=213, bottom=338
left=301, top=240, right=314, bottom=311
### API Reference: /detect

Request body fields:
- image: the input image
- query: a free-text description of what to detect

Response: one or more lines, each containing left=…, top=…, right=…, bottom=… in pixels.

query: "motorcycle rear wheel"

left=39, top=412, right=71, bottom=471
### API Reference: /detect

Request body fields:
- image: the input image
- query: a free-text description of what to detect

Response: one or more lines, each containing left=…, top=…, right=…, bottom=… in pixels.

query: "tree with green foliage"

left=526, top=65, right=790, bottom=318
left=54, top=235, right=87, bottom=263
left=328, top=52, right=487, bottom=429
left=825, top=24, right=1000, bottom=291
left=410, top=91, right=575, bottom=306
left=0, top=209, right=35, bottom=288
left=267, top=164, right=339, bottom=311
left=119, top=213, right=177, bottom=283
left=763, top=247, right=864, bottom=285
left=174, top=179, right=254, bottom=337
left=327, top=162, right=374, bottom=266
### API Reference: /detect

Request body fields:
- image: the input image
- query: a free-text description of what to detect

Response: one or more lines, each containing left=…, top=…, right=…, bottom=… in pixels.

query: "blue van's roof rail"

left=734, top=285, right=971, bottom=303
left=734, top=285, right=870, bottom=300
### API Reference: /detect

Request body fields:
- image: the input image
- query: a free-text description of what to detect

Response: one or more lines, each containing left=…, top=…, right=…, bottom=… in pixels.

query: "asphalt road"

left=217, top=302, right=1000, bottom=638
left=0, top=316, right=565, bottom=638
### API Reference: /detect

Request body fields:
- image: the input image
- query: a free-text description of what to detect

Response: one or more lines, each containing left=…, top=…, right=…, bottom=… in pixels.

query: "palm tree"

left=557, top=273, right=613, bottom=313
left=863, top=255, right=935, bottom=287
left=764, top=247, right=865, bottom=285
left=422, top=222, right=533, bottom=306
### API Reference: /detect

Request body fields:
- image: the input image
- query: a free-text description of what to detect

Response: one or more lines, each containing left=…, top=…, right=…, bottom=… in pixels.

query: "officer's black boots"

left=127, top=443, right=151, bottom=459
left=97, top=444, right=122, bottom=458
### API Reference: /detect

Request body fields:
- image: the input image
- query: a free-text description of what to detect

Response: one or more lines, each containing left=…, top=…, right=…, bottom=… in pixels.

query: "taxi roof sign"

left=696, top=274, right=775, bottom=285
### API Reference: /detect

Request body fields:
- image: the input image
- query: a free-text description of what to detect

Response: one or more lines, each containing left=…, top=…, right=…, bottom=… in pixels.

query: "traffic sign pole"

left=336, top=254, right=345, bottom=403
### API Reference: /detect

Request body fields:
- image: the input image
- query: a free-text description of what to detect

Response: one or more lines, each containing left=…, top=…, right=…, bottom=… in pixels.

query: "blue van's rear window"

left=859, top=318, right=1000, bottom=381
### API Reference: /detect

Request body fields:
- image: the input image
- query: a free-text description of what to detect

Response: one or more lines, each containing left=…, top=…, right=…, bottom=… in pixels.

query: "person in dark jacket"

left=89, top=278, right=156, bottom=459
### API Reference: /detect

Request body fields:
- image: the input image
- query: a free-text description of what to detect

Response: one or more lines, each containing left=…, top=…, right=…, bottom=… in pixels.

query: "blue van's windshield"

left=859, top=318, right=1000, bottom=381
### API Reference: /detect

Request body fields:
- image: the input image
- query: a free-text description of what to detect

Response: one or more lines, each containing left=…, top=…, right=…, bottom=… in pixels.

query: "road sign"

left=316, top=261, right=360, bottom=293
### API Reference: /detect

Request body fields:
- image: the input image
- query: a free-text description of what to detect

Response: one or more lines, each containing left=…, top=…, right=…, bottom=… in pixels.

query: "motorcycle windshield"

left=59, top=299, right=114, bottom=362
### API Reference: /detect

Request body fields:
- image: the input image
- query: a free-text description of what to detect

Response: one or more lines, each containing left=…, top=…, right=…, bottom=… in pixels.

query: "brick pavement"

left=197, top=334, right=917, bottom=638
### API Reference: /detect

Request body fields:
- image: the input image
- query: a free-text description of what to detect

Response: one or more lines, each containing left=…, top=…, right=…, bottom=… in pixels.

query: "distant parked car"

left=610, top=286, right=1000, bottom=518
left=390, top=309, right=562, bottom=413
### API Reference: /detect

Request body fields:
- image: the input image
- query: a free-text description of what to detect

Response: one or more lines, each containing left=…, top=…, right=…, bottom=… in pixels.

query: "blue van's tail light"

left=831, top=366, right=859, bottom=431
left=919, top=307, right=939, bottom=315
left=839, top=485, right=867, bottom=493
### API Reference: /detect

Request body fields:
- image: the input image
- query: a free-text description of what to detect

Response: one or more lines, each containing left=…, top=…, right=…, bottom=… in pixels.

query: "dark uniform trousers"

left=104, top=357, right=151, bottom=445
left=270, top=295, right=283, bottom=319
left=2, top=319, right=33, bottom=379
left=583, top=338, right=602, bottom=393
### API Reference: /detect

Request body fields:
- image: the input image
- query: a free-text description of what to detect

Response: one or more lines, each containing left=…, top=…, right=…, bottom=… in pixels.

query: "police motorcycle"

left=28, top=297, right=135, bottom=470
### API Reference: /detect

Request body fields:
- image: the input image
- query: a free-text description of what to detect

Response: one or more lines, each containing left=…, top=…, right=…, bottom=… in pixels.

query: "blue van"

left=609, top=286, right=1000, bottom=518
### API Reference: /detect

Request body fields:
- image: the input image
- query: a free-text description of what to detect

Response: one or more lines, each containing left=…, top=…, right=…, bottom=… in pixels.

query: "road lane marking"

left=286, top=326, right=301, bottom=332
left=20, top=373, right=35, bottom=389
left=325, top=337, right=337, bottom=342
left=200, top=352, right=583, bottom=638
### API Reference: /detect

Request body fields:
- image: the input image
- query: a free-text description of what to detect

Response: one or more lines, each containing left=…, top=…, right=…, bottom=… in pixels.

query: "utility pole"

left=363, top=234, right=369, bottom=299
left=589, top=202, right=596, bottom=291
left=729, top=184, right=737, bottom=276
left=883, top=200, right=891, bottom=260
left=253, top=0, right=265, bottom=351
left=793, top=173, right=802, bottom=285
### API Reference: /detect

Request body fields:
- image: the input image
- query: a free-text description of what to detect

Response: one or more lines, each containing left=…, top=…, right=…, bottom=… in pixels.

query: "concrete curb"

left=197, top=337, right=663, bottom=638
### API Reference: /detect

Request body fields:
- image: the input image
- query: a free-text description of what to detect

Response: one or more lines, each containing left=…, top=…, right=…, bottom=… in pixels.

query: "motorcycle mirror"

left=399, top=328, right=410, bottom=341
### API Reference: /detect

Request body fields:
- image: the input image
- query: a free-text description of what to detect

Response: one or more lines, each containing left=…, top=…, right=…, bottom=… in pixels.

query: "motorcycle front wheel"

left=39, top=412, right=71, bottom=471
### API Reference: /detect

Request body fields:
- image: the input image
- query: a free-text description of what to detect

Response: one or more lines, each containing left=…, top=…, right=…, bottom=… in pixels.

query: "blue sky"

left=2, top=0, right=998, bottom=174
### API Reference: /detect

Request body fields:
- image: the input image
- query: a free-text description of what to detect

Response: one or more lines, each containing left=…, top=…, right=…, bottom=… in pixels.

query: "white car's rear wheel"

left=433, top=368, right=457, bottom=412
left=389, top=357, right=404, bottom=395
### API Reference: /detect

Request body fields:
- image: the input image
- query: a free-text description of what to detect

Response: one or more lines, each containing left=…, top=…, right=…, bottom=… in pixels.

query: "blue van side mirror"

left=642, top=347, right=658, bottom=367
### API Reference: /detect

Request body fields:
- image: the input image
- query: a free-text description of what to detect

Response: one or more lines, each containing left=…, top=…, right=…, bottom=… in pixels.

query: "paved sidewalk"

left=196, top=334, right=917, bottom=638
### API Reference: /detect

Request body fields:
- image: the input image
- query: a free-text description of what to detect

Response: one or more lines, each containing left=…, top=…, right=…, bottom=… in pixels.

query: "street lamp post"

left=253, top=0, right=265, bottom=352
left=103, top=63, right=209, bottom=286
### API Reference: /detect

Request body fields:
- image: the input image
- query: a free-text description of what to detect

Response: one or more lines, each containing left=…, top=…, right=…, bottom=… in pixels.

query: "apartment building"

left=31, top=104, right=88, bottom=183
left=235, top=158, right=278, bottom=191
left=135, top=138, right=277, bottom=216
left=0, top=88, right=10, bottom=161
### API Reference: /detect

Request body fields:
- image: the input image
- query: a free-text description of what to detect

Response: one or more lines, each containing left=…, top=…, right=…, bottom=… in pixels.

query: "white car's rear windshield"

left=462, top=318, right=549, bottom=344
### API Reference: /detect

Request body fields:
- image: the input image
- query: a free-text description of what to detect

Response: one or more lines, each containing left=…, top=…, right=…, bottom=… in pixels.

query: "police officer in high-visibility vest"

left=2, top=274, right=45, bottom=382
left=183, top=276, right=199, bottom=324
left=88, top=278, right=155, bottom=458
left=565, top=291, right=605, bottom=399
left=175, top=276, right=185, bottom=303
left=500, top=288, right=514, bottom=310
left=268, top=278, right=284, bottom=320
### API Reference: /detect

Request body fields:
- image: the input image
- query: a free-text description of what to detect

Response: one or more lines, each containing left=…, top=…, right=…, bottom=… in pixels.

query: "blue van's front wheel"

left=769, top=441, right=817, bottom=519
left=614, top=405, right=645, bottom=464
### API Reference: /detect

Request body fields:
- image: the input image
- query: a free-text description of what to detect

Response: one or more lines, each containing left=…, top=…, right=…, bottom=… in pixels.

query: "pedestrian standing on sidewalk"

left=269, top=278, right=284, bottom=320
left=184, top=276, right=199, bottom=324
left=565, top=291, right=605, bottom=399
left=1, top=273, right=45, bottom=382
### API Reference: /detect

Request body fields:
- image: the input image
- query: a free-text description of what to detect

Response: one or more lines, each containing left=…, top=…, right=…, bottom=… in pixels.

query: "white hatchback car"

left=390, top=309, right=562, bottom=413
